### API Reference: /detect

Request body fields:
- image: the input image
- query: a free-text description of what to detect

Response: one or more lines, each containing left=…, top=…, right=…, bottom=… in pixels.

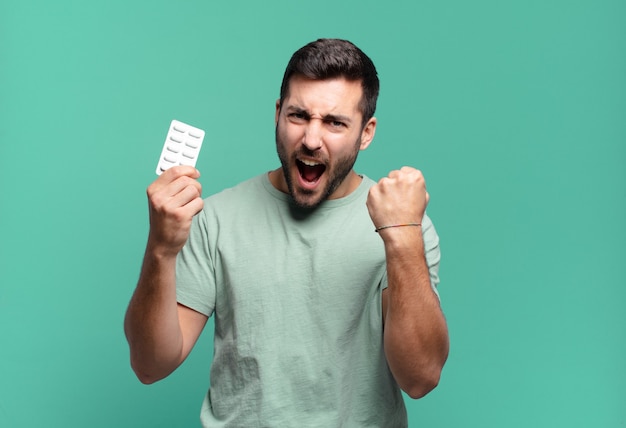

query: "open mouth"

left=297, top=159, right=326, bottom=184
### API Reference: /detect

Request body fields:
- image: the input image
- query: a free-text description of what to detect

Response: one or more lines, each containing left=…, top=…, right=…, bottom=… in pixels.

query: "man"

left=125, top=38, right=449, bottom=427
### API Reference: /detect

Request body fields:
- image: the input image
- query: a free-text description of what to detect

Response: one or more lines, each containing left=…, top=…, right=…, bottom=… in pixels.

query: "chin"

left=291, top=188, right=325, bottom=210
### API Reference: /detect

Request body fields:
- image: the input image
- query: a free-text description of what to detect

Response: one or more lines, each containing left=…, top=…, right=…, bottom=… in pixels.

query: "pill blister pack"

left=155, top=120, right=205, bottom=175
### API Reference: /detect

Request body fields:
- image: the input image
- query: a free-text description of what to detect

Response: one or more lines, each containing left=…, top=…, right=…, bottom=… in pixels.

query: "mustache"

left=294, top=147, right=327, bottom=163
left=276, top=124, right=328, bottom=164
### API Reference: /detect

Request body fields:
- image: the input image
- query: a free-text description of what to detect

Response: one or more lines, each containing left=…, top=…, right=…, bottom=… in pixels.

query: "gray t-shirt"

left=176, top=173, right=441, bottom=427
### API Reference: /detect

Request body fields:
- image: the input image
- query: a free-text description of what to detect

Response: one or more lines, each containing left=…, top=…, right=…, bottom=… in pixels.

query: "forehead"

left=284, top=75, right=364, bottom=116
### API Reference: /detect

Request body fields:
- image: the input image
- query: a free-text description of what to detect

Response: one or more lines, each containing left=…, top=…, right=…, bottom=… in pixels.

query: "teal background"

left=1, top=0, right=624, bottom=426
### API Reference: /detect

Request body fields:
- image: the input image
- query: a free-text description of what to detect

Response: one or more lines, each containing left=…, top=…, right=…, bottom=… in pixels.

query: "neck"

left=268, top=168, right=288, bottom=194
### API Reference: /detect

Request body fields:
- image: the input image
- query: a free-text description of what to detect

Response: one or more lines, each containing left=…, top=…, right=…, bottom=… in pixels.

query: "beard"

left=275, top=124, right=361, bottom=210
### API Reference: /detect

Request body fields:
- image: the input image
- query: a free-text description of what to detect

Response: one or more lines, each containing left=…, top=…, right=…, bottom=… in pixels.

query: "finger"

left=150, top=166, right=200, bottom=193
left=161, top=192, right=204, bottom=225
left=164, top=175, right=202, bottom=199
left=387, top=169, right=400, bottom=179
left=149, top=177, right=201, bottom=217
left=184, top=195, right=204, bottom=217
left=164, top=165, right=201, bottom=180
left=167, top=181, right=203, bottom=210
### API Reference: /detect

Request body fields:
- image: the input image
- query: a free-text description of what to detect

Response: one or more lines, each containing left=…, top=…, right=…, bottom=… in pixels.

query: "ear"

left=359, top=117, right=377, bottom=150
left=275, top=99, right=281, bottom=125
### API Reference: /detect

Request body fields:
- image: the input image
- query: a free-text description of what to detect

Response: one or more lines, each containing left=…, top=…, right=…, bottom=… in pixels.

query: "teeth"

left=300, top=159, right=320, bottom=167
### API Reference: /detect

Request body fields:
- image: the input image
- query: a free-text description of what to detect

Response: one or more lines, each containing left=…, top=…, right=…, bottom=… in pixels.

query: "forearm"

left=382, top=228, right=449, bottom=398
left=124, top=245, right=184, bottom=384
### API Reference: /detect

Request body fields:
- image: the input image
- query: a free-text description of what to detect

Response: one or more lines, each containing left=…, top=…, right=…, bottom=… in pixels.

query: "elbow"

left=138, top=376, right=159, bottom=385
left=401, top=366, right=443, bottom=399
left=404, top=374, right=440, bottom=399
left=130, top=357, right=168, bottom=385
left=134, top=370, right=159, bottom=385
left=404, top=339, right=450, bottom=399
left=131, top=361, right=157, bottom=385
left=125, top=331, right=179, bottom=385
left=390, top=349, right=448, bottom=399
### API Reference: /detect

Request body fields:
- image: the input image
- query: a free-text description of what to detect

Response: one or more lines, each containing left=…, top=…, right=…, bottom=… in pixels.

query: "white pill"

left=156, top=120, right=205, bottom=175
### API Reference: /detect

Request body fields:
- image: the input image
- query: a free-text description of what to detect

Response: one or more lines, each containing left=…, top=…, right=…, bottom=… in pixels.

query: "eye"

left=326, top=119, right=346, bottom=129
left=288, top=112, right=307, bottom=123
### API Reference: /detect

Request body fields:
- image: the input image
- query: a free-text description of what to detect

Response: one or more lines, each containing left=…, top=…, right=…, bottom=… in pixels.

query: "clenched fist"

left=366, top=167, right=429, bottom=234
left=146, top=166, right=204, bottom=257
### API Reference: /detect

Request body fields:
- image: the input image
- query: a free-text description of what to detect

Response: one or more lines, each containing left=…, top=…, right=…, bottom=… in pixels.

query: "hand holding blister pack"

left=156, top=120, right=205, bottom=175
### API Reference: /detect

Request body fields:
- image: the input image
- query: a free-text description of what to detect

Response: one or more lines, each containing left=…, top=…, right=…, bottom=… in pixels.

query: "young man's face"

left=274, top=75, right=376, bottom=209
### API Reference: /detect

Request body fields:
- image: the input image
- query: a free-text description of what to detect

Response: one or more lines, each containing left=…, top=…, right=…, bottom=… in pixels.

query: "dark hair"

left=279, top=38, right=380, bottom=126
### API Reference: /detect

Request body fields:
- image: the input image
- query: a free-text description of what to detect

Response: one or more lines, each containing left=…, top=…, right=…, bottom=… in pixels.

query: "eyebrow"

left=285, top=105, right=353, bottom=125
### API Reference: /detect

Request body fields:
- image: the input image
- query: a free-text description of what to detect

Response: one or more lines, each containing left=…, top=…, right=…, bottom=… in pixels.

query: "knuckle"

left=149, top=192, right=166, bottom=210
left=188, top=185, right=200, bottom=199
left=367, top=187, right=376, bottom=200
left=171, top=209, right=188, bottom=223
left=146, top=181, right=159, bottom=198
left=173, top=204, right=196, bottom=224
left=176, top=174, right=192, bottom=185
left=182, top=181, right=200, bottom=197
left=180, top=175, right=200, bottom=189
left=169, top=165, right=186, bottom=176
left=161, top=166, right=178, bottom=179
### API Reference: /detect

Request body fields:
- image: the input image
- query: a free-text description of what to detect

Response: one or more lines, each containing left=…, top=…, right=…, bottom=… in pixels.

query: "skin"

left=270, top=75, right=376, bottom=207
left=367, top=167, right=449, bottom=398
left=124, top=75, right=449, bottom=398
left=124, top=166, right=207, bottom=384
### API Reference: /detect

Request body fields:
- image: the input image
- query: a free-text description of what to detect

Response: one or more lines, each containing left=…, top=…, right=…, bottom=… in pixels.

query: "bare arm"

left=124, top=166, right=208, bottom=384
left=367, top=167, right=449, bottom=399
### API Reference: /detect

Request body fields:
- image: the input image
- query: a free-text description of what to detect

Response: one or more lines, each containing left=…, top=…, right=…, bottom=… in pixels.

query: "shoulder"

left=196, top=173, right=284, bottom=227
left=360, top=174, right=378, bottom=189
left=207, top=174, right=264, bottom=199
left=202, top=174, right=270, bottom=209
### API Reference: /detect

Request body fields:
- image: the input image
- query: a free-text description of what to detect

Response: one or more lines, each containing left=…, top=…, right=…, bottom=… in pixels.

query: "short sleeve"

left=421, top=213, right=441, bottom=298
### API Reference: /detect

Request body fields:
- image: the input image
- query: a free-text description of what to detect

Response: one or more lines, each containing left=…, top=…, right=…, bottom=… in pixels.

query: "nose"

left=302, top=119, right=323, bottom=151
